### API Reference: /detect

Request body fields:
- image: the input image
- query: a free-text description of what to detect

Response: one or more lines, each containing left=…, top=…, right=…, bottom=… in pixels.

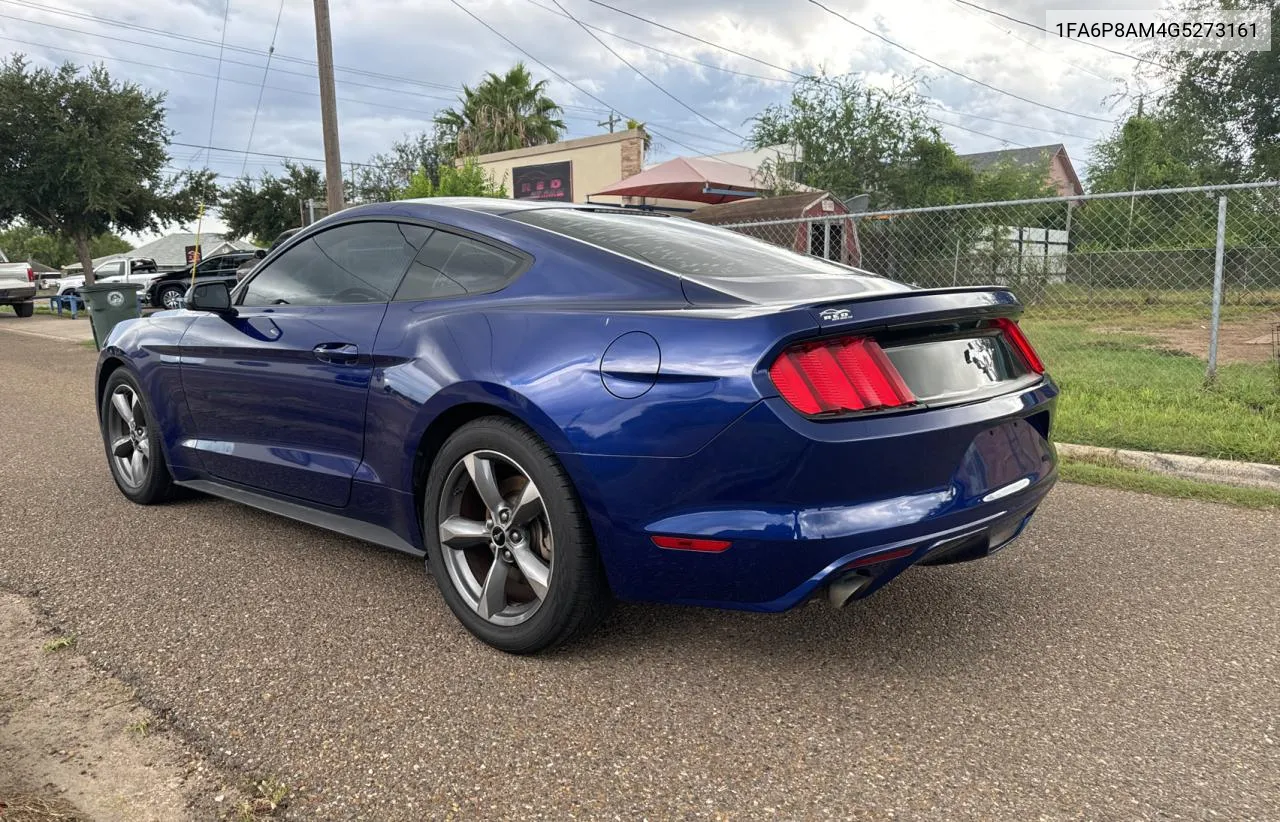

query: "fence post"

left=823, top=221, right=831, bottom=260
left=1206, top=193, right=1228, bottom=384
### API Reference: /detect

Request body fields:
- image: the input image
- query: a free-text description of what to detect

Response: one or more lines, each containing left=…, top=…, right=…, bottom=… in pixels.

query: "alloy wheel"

left=106, top=385, right=151, bottom=489
left=161, top=287, right=184, bottom=309
left=437, top=450, right=553, bottom=627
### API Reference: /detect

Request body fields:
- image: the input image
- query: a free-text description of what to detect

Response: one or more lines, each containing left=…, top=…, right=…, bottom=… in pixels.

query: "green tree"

left=353, top=129, right=451, bottom=202
left=748, top=73, right=939, bottom=207
left=1155, top=0, right=1279, bottom=179
left=220, top=162, right=324, bottom=244
left=399, top=158, right=507, bottom=199
left=0, top=225, right=131, bottom=268
left=0, top=56, right=215, bottom=283
left=435, top=63, right=566, bottom=157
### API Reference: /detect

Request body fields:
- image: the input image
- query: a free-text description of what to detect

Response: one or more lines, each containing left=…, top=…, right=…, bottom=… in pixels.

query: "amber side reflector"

left=651, top=535, right=733, bottom=553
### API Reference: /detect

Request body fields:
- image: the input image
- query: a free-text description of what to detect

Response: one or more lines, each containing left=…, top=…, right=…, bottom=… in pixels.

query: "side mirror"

left=187, top=281, right=235, bottom=315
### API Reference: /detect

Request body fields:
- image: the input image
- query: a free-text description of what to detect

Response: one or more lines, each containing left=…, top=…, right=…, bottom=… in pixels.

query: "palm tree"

left=435, top=63, right=566, bottom=157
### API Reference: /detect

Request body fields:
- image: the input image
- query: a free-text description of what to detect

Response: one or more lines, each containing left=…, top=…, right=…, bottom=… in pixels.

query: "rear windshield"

left=507, top=208, right=907, bottom=304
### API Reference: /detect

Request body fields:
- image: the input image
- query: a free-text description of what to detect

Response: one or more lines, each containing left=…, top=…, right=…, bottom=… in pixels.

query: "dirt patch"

left=1095, top=315, right=1280, bottom=364
left=0, top=593, right=248, bottom=821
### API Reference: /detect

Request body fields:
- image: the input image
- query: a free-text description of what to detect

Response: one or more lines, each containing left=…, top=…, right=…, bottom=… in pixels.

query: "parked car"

left=234, top=250, right=267, bottom=282
left=0, top=249, right=37, bottom=317
left=94, top=198, right=1058, bottom=653
left=50, top=257, right=166, bottom=301
left=145, top=251, right=259, bottom=309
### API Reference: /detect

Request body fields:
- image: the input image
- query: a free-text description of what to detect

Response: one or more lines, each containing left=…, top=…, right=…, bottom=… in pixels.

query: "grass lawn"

left=1060, top=454, right=1280, bottom=510
left=1022, top=317, right=1280, bottom=464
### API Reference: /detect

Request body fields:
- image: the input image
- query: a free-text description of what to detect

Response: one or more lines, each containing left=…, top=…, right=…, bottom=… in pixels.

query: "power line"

left=584, top=0, right=798, bottom=79
left=197, top=0, right=234, bottom=166
left=546, top=0, right=745, bottom=143
left=949, top=0, right=1115, bottom=84
left=171, top=140, right=380, bottom=168
left=523, top=0, right=792, bottom=85
left=446, top=0, right=729, bottom=160
left=0, top=11, right=462, bottom=105
left=1, top=20, right=741, bottom=156
left=241, top=0, right=287, bottom=176
left=951, top=0, right=1174, bottom=72
left=577, top=0, right=1033, bottom=147
left=806, top=0, right=1112, bottom=123
left=0, top=35, right=447, bottom=119
left=0, top=0, right=610, bottom=115
left=1, top=1, right=751, bottom=144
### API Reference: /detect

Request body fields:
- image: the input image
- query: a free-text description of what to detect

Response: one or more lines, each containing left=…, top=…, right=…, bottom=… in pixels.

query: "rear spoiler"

left=803, top=286, right=1023, bottom=333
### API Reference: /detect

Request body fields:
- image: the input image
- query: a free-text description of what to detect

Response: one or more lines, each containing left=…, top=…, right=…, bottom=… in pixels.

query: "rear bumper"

left=568, top=378, right=1059, bottom=610
left=0, top=286, right=37, bottom=302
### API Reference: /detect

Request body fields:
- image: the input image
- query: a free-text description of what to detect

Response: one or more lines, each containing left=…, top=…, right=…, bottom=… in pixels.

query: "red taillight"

left=993, top=318, right=1045, bottom=374
left=26, top=266, right=35, bottom=282
left=651, top=535, right=732, bottom=553
left=769, top=336, right=915, bottom=416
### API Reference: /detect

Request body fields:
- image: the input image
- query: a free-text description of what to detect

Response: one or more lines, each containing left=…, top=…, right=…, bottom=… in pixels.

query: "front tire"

left=424, top=417, right=611, bottom=654
left=158, top=284, right=186, bottom=310
left=100, top=369, right=175, bottom=504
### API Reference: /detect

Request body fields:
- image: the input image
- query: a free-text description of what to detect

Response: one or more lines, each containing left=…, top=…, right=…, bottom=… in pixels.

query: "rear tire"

left=13, top=302, right=34, bottom=318
left=424, top=416, right=611, bottom=654
left=99, top=369, right=175, bottom=505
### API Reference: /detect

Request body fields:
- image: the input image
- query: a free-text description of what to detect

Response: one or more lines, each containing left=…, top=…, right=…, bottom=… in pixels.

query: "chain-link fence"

left=718, top=182, right=1280, bottom=464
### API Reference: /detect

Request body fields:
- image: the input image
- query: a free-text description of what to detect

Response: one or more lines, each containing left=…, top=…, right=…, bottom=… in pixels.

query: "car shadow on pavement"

left=567, top=561, right=1033, bottom=674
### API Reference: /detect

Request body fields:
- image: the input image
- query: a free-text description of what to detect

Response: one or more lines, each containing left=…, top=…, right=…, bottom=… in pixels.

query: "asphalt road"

left=2, top=320, right=1278, bottom=820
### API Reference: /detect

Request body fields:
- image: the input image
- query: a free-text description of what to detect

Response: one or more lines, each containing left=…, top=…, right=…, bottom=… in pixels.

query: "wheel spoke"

left=129, top=450, right=145, bottom=482
left=463, top=454, right=506, bottom=516
left=510, top=543, right=550, bottom=600
left=111, top=390, right=135, bottom=425
left=134, top=435, right=150, bottom=459
left=111, top=436, right=133, bottom=458
left=508, top=481, right=543, bottom=528
left=477, top=559, right=510, bottom=619
left=117, top=450, right=135, bottom=484
left=438, top=515, right=490, bottom=550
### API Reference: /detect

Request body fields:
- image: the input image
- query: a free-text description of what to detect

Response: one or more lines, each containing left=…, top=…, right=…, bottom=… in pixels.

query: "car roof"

left=393, top=197, right=664, bottom=219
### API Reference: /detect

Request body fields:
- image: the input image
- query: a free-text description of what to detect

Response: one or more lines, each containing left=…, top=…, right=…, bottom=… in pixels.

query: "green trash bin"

left=79, top=282, right=143, bottom=350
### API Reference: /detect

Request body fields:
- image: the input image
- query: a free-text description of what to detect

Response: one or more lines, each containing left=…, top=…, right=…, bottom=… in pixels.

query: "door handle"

left=312, top=342, right=359, bottom=364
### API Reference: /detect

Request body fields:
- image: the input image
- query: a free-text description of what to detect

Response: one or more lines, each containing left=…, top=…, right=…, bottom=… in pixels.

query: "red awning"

left=592, top=156, right=770, bottom=204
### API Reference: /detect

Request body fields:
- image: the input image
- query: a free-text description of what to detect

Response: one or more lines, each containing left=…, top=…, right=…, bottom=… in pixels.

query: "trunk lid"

left=764, top=287, right=1045, bottom=415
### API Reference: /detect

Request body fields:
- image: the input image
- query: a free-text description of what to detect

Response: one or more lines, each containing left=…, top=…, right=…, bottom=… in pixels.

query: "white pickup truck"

left=48, top=256, right=169, bottom=301
left=0, top=249, right=38, bottom=318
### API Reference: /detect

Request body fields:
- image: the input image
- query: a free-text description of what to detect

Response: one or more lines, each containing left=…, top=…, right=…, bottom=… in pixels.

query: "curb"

left=1058, top=443, right=1280, bottom=493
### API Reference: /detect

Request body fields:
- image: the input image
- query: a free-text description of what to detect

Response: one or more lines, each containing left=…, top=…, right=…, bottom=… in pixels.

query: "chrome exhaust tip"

left=827, top=571, right=872, bottom=609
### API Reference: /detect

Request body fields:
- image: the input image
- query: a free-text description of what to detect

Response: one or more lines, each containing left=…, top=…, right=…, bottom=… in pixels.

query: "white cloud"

left=4, top=0, right=1171, bottom=216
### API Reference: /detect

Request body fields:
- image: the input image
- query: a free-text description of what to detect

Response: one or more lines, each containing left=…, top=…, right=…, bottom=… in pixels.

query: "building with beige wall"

left=468, top=129, right=646, bottom=205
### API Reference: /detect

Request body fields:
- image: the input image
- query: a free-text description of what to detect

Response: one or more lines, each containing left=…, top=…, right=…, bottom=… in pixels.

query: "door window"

left=241, top=222, right=430, bottom=306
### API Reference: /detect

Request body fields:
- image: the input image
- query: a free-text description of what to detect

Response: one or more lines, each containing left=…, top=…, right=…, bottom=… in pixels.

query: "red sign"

left=513, top=161, right=572, bottom=201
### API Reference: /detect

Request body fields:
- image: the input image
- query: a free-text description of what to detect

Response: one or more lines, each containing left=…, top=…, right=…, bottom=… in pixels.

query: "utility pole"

left=597, top=111, right=621, bottom=133
left=313, top=0, right=344, bottom=214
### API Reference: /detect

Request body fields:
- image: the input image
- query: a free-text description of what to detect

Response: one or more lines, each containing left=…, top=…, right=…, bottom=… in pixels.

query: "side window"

left=96, top=261, right=123, bottom=278
left=242, top=222, right=430, bottom=307
left=394, top=231, right=522, bottom=301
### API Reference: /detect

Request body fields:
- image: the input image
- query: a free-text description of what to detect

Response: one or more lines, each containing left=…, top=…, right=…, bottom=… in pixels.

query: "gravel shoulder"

left=1, top=319, right=1278, bottom=820
left=0, top=593, right=247, bottom=821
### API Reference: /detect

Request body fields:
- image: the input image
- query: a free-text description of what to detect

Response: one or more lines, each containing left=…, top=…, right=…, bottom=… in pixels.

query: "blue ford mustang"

left=96, top=198, right=1058, bottom=653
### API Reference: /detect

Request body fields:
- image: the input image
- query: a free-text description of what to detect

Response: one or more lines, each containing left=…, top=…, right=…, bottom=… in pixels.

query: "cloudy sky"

left=2, top=0, right=1170, bottom=237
